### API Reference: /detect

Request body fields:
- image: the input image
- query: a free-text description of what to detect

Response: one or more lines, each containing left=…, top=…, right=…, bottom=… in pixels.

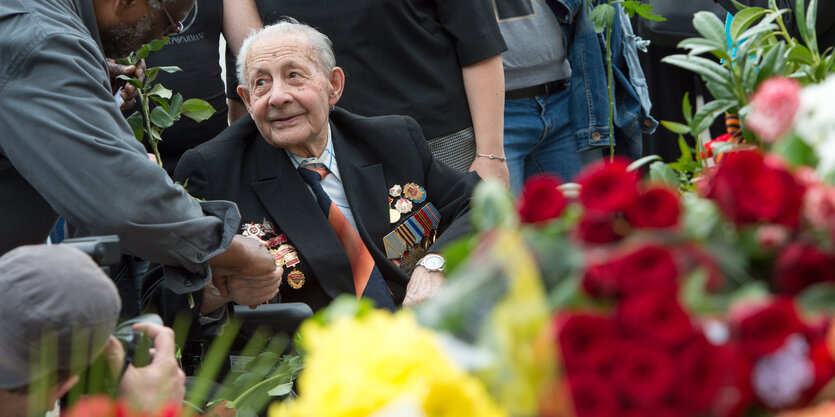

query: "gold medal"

left=270, top=249, right=285, bottom=268
left=284, top=250, right=300, bottom=267
left=389, top=209, right=401, bottom=223
left=287, top=270, right=306, bottom=289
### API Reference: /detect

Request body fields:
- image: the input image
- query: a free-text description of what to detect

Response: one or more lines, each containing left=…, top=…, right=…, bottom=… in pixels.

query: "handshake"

left=201, top=234, right=284, bottom=314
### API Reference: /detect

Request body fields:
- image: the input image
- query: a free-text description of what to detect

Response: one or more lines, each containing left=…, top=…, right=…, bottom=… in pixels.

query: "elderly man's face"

left=238, top=33, right=344, bottom=156
left=100, top=0, right=194, bottom=58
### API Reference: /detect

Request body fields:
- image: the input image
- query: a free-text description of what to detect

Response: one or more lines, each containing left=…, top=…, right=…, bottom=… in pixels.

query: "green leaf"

left=648, top=161, right=680, bottom=186
left=116, top=75, right=142, bottom=89
left=470, top=178, right=518, bottom=232
left=151, top=97, right=169, bottom=113
left=126, top=112, right=144, bottom=142
left=730, top=7, right=768, bottom=40
left=797, top=282, right=835, bottom=314
left=589, top=4, right=616, bottom=33
left=181, top=98, right=216, bottom=122
left=147, top=83, right=172, bottom=99
left=661, top=120, right=691, bottom=135
left=628, top=155, right=662, bottom=171
left=156, top=66, right=182, bottom=74
left=692, top=12, right=728, bottom=51
left=741, top=51, right=761, bottom=93
left=143, top=67, right=160, bottom=86
left=757, top=42, right=787, bottom=84
left=135, top=44, right=150, bottom=61
left=267, top=382, right=294, bottom=397
left=662, top=55, right=733, bottom=89
left=616, top=1, right=666, bottom=21
left=682, top=92, right=693, bottom=125
left=692, top=99, right=737, bottom=134
left=168, top=93, right=183, bottom=116
left=677, top=136, right=693, bottom=162
left=737, top=22, right=779, bottom=45
left=147, top=38, right=168, bottom=51
left=771, top=134, right=818, bottom=168
left=678, top=37, right=731, bottom=61
left=150, top=106, right=175, bottom=129
left=787, top=45, right=816, bottom=66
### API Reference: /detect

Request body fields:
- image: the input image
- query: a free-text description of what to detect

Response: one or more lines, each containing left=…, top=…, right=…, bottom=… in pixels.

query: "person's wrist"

left=475, top=152, right=507, bottom=162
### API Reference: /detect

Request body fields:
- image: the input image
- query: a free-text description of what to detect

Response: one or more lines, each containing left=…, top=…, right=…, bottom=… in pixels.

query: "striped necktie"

left=297, top=166, right=395, bottom=310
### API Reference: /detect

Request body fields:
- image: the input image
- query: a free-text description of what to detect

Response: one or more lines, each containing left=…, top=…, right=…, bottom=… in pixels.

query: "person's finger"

left=102, top=336, right=126, bottom=379
left=109, top=63, right=136, bottom=77
left=132, top=323, right=176, bottom=359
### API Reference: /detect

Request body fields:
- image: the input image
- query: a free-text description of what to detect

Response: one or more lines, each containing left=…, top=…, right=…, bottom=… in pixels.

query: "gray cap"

left=0, top=245, right=121, bottom=389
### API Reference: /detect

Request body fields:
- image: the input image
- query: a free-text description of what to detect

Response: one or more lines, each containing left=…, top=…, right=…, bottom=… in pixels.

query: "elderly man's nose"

left=268, top=83, right=293, bottom=106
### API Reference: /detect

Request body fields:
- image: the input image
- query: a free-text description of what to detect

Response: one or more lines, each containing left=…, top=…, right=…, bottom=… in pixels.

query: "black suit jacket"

left=174, top=107, right=479, bottom=311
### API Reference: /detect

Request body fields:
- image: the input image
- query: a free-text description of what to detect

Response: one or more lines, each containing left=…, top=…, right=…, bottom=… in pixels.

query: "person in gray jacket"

left=0, top=0, right=280, bottom=313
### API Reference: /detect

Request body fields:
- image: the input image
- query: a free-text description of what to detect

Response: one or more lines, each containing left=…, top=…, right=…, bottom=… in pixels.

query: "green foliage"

left=588, top=3, right=615, bottom=33
left=660, top=0, right=835, bottom=177
left=121, top=39, right=215, bottom=168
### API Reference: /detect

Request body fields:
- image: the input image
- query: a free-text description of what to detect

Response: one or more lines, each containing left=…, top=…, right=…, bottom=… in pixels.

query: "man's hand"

left=103, top=323, right=185, bottom=414
left=107, top=59, right=146, bottom=110
left=469, top=156, right=510, bottom=187
left=201, top=235, right=282, bottom=313
left=402, top=266, right=445, bottom=307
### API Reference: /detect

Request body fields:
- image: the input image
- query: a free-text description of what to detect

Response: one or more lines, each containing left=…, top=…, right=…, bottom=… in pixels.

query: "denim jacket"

left=548, top=0, right=658, bottom=159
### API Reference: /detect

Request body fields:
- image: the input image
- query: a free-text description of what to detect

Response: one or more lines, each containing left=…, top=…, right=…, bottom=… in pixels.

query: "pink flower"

left=803, top=185, right=835, bottom=233
left=746, top=77, right=802, bottom=143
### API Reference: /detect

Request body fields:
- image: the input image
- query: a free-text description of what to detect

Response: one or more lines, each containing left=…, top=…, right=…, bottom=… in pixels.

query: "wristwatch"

left=416, top=254, right=445, bottom=272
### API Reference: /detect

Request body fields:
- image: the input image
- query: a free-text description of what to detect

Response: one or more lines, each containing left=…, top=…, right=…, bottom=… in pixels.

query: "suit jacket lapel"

left=250, top=135, right=355, bottom=298
left=331, top=123, right=389, bottom=251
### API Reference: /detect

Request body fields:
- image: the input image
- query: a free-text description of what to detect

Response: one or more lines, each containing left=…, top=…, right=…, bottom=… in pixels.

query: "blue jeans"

left=504, top=87, right=582, bottom=194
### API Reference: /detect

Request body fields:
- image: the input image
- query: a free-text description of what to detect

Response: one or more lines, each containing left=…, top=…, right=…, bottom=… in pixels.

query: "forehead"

left=246, top=33, right=318, bottom=71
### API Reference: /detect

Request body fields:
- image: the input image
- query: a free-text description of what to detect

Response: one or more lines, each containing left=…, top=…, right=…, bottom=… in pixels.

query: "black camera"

left=113, top=314, right=163, bottom=369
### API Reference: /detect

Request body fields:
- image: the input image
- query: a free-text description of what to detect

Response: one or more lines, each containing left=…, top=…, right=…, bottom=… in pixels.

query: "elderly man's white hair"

left=236, top=17, right=336, bottom=89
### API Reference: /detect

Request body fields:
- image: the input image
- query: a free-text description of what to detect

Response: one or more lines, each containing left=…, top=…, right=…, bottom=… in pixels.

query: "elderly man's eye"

left=255, top=79, right=267, bottom=87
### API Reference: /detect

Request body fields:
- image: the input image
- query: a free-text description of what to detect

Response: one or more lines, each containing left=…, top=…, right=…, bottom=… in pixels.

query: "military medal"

left=389, top=184, right=402, bottom=197
left=270, top=249, right=286, bottom=268
left=395, top=198, right=413, bottom=214
left=389, top=209, right=401, bottom=223
left=287, top=270, right=306, bottom=289
left=241, top=222, right=306, bottom=289
left=403, top=183, right=427, bottom=203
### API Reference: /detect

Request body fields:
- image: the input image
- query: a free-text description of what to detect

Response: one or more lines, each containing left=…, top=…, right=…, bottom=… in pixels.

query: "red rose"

left=617, top=290, right=694, bottom=348
left=676, top=335, right=733, bottom=412
left=775, top=243, right=835, bottom=295
left=517, top=173, right=567, bottom=224
left=703, top=133, right=733, bottom=159
left=614, top=245, right=679, bottom=296
left=582, top=261, right=620, bottom=299
left=576, top=212, right=624, bottom=244
left=703, top=151, right=805, bottom=227
left=556, top=313, right=617, bottom=376
left=614, top=341, right=675, bottom=404
left=576, top=157, right=640, bottom=214
left=731, top=298, right=804, bottom=357
left=625, top=186, right=681, bottom=228
left=712, top=344, right=755, bottom=417
left=567, top=374, right=619, bottom=417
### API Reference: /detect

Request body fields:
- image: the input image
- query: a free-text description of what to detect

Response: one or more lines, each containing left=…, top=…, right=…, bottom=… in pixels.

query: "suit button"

left=196, top=253, right=204, bottom=261
left=592, top=132, right=602, bottom=141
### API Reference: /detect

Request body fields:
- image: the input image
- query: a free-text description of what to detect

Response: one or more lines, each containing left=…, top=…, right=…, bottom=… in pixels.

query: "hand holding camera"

left=104, top=315, right=186, bottom=414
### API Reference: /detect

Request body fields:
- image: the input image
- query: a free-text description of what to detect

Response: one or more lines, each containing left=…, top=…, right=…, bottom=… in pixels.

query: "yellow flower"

left=270, top=311, right=505, bottom=417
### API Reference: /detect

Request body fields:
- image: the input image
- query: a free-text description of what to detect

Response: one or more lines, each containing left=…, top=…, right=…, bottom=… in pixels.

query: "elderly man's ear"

left=327, top=67, right=345, bottom=106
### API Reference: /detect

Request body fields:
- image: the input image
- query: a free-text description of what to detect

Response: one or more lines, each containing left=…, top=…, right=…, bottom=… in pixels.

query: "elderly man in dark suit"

left=174, top=18, right=480, bottom=312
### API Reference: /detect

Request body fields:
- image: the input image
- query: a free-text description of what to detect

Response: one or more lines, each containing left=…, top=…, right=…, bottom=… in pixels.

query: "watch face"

left=423, top=255, right=445, bottom=270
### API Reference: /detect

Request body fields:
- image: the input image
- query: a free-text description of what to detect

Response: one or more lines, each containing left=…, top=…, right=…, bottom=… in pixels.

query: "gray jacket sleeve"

left=0, top=31, right=238, bottom=291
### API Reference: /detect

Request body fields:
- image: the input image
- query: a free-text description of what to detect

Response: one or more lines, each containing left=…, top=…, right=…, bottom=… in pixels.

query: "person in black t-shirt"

left=229, top=0, right=510, bottom=185
left=135, top=0, right=262, bottom=175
